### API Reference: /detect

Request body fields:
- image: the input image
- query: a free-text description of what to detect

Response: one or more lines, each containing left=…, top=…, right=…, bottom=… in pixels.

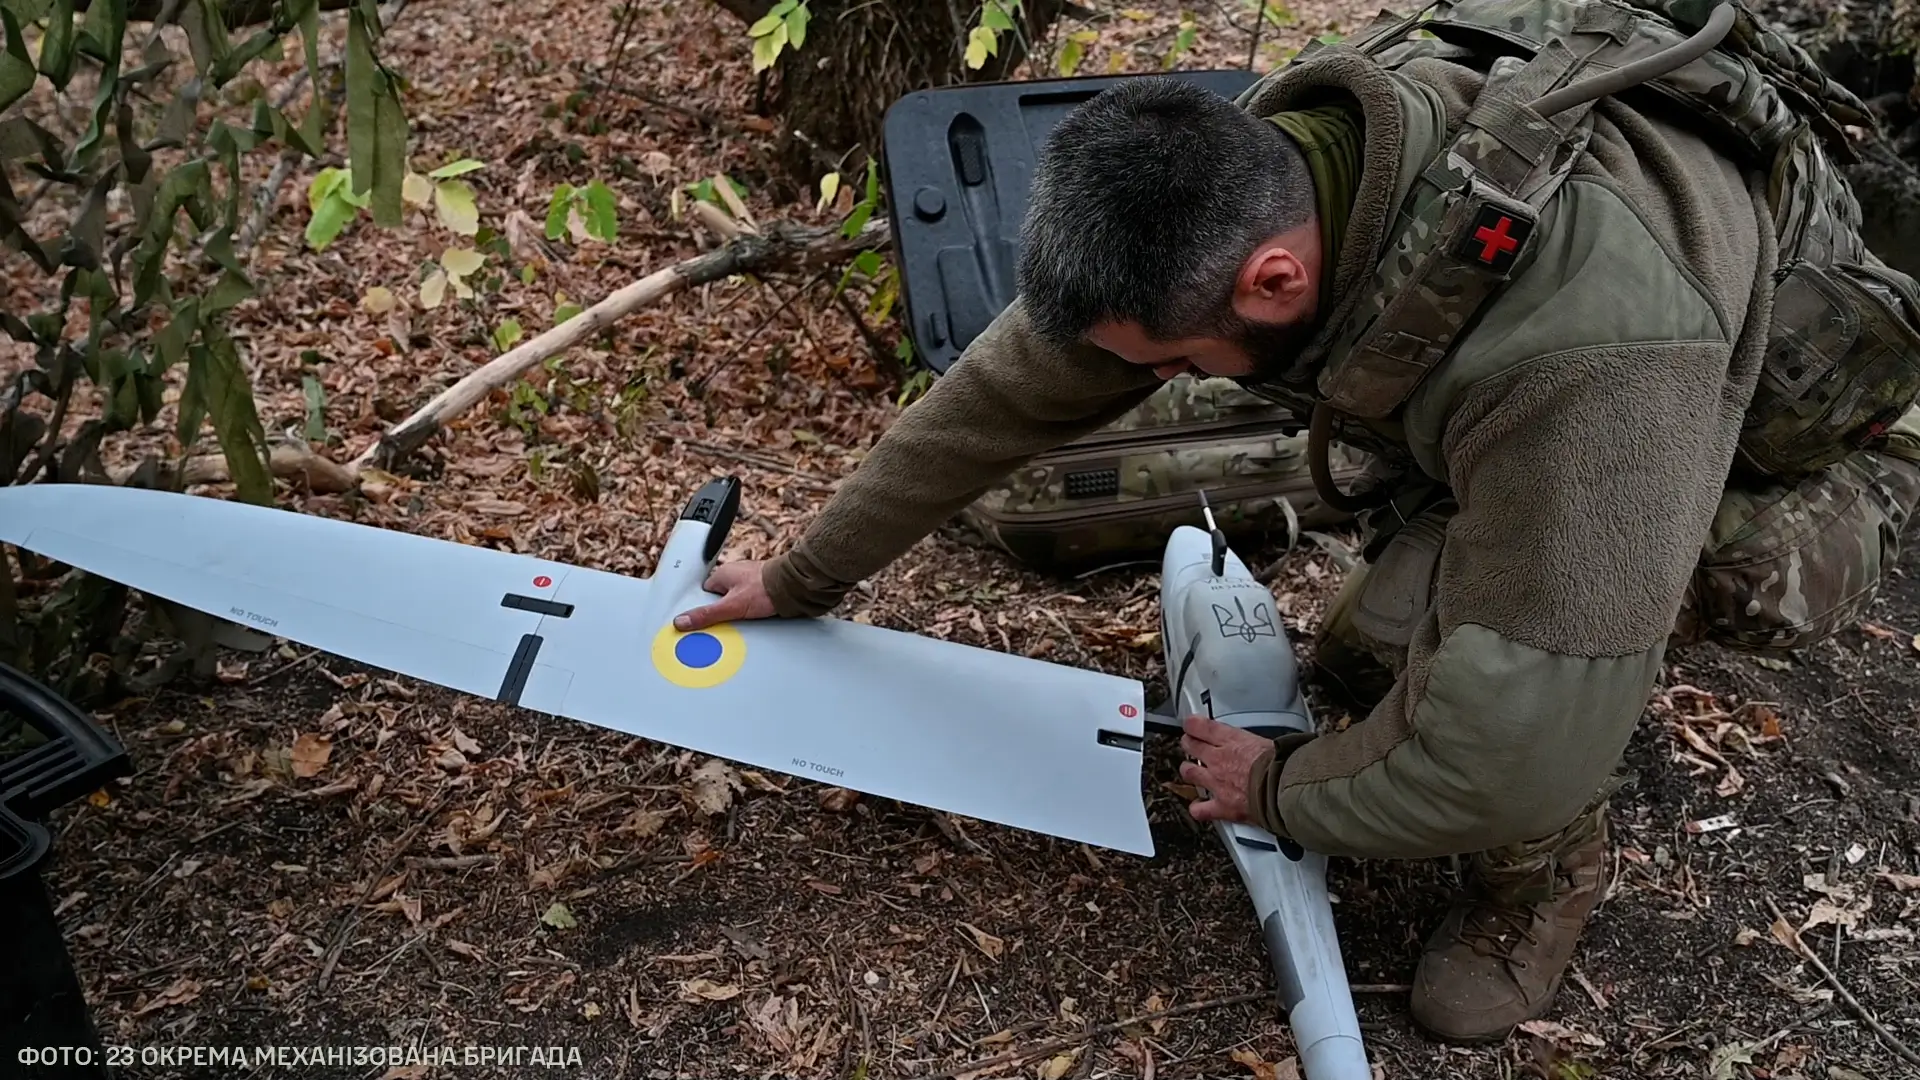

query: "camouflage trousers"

left=1316, top=404, right=1920, bottom=708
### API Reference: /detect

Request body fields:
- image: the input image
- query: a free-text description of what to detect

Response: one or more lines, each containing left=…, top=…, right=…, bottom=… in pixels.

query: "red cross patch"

left=1456, top=204, right=1531, bottom=273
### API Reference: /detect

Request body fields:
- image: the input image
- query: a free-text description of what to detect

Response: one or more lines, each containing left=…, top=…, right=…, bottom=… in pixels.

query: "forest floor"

left=4, top=0, right=1919, bottom=1078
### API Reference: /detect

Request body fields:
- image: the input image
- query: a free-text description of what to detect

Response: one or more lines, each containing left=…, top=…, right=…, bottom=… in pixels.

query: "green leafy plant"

left=1164, top=12, right=1199, bottom=67
left=1056, top=29, right=1099, bottom=75
left=966, top=0, right=1022, bottom=69
left=546, top=179, right=618, bottom=243
left=748, top=0, right=811, bottom=72
left=2, top=0, right=409, bottom=701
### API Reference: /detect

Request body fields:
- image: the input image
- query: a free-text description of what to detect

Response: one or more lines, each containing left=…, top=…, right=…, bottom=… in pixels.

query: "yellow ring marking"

left=650, top=622, right=746, bottom=689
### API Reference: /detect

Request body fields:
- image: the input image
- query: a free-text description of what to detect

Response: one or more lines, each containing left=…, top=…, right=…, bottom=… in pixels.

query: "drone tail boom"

left=1159, top=523, right=1370, bottom=1079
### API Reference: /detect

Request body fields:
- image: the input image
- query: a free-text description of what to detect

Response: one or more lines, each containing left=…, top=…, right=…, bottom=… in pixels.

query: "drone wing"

left=0, top=484, right=1153, bottom=856
left=0, top=482, right=583, bottom=703
left=511, top=562, right=1153, bottom=855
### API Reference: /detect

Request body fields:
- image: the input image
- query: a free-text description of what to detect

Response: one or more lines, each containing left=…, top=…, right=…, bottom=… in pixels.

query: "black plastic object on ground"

left=0, top=662, right=132, bottom=881
left=1, top=661, right=132, bottom=1078
left=879, top=69, right=1262, bottom=374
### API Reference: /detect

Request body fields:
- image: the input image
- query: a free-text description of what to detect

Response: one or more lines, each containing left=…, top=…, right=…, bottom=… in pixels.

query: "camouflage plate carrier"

left=1257, top=0, right=1919, bottom=473
left=953, top=375, right=1371, bottom=572
left=1237, top=0, right=1920, bottom=651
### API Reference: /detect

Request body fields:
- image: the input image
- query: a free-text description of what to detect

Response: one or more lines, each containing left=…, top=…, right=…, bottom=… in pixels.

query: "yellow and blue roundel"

left=651, top=622, right=745, bottom=688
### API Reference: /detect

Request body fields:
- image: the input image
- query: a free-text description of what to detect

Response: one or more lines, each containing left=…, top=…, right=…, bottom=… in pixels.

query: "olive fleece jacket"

left=760, top=45, right=1775, bottom=859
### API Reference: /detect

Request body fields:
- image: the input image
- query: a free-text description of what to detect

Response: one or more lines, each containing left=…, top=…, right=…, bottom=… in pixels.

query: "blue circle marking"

left=674, top=632, right=723, bottom=669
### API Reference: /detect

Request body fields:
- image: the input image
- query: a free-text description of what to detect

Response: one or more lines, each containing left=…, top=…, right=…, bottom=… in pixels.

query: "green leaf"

left=306, top=189, right=357, bottom=250
left=428, top=157, right=483, bottom=178
left=492, top=319, right=522, bottom=352
left=179, top=0, right=231, bottom=79
left=981, top=2, right=1015, bottom=32
left=433, top=178, right=478, bottom=236
left=187, top=327, right=272, bottom=506
left=1256, top=2, right=1296, bottom=26
left=785, top=2, right=809, bottom=49
left=302, top=374, right=326, bottom=442
left=553, top=302, right=582, bottom=325
left=132, top=160, right=211, bottom=309
left=540, top=902, right=577, bottom=930
left=1058, top=36, right=1084, bottom=76
left=203, top=267, right=255, bottom=314
left=545, top=184, right=573, bottom=240
left=751, top=19, right=789, bottom=72
left=1164, top=21, right=1197, bottom=68
left=0, top=8, right=37, bottom=112
left=746, top=8, right=783, bottom=35
left=344, top=6, right=407, bottom=227
left=964, top=25, right=995, bottom=69
left=852, top=250, right=882, bottom=278
left=38, top=0, right=74, bottom=88
left=841, top=202, right=873, bottom=239
left=583, top=180, right=617, bottom=242
left=73, top=0, right=121, bottom=67
left=402, top=170, right=432, bottom=207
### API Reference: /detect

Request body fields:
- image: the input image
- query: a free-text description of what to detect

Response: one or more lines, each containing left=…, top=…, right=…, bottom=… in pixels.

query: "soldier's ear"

left=1233, top=238, right=1314, bottom=322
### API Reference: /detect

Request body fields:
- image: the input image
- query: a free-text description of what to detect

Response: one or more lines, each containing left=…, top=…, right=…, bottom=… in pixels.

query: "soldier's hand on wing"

left=674, top=559, right=776, bottom=630
left=1179, top=714, right=1270, bottom=825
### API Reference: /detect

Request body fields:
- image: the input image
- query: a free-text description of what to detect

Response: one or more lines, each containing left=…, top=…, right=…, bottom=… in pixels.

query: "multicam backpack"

left=950, top=375, right=1371, bottom=572
left=1250, top=0, right=1920, bottom=491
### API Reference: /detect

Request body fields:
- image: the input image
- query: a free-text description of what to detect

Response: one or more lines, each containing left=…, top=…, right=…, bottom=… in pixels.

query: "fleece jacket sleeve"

left=1246, top=337, right=1747, bottom=857
left=762, top=299, right=1164, bottom=617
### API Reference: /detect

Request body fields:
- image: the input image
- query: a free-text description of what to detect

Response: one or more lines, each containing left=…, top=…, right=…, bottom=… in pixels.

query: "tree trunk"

left=715, top=0, right=1067, bottom=185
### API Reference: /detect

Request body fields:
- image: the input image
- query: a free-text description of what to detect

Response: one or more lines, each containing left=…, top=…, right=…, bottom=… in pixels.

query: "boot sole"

left=1411, top=973, right=1566, bottom=1046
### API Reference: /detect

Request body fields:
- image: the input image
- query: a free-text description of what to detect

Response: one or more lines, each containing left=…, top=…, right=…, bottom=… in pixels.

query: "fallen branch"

left=109, top=438, right=358, bottom=494
left=1765, top=897, right=1920, bottom=1069
left=350, top=214, right=890, bottom=474
left=916, top=991, right=1269, bottom=1079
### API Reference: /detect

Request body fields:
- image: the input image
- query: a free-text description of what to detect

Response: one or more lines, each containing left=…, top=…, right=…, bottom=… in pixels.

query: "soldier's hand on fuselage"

left=674, top=559, right=777, bottom=630
left=1179, top=714, right=1271, bottom=826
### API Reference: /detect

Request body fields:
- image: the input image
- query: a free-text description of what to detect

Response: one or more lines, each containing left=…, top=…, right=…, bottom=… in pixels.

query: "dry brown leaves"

left=289, top=732, right=333, bottom=778
left=1651, top=684, right=1788, bottom=799
left=688, top=758, right=745, bottom=816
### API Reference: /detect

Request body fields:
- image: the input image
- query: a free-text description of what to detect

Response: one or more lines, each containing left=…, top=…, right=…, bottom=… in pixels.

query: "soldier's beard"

left=1225, top=313, right=1317, bottom=378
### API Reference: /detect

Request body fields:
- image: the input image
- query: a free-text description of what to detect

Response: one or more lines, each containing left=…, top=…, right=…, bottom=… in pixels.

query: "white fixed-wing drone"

left=0, top=477, right=1369, bottom=1078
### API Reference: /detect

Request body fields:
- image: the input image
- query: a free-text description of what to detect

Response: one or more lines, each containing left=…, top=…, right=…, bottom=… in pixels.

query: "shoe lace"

left=1453, top=889, right=1541, bottom=965
left=1451, top=859, right=1562, bottom=966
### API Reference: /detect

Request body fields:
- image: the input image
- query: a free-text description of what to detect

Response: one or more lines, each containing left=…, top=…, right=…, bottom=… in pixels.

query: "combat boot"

left=1409, top=799, right=1612, bottom=1044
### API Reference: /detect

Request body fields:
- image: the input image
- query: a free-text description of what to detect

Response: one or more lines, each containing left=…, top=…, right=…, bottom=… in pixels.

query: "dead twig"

left=581, top=70, right=725, bottom=130
left=404, top=854, right=496, bottom=871
left=1765, top=897, right=1920, bottom=1068
left=916, top=991, right=1269, bottom=1079
left=835, top=289, right=900, bottom=370
left=659, top=435, right=838, bottom=492
left=247, top=648, right=319, bottom=687
left=353, top=216, right=890, bottom=473
left=312, top=794, right=449, bottom=995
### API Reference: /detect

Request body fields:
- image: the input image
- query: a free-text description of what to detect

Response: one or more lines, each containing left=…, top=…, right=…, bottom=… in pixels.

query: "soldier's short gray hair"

left=1016, top=76, right=1317, bottom=345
